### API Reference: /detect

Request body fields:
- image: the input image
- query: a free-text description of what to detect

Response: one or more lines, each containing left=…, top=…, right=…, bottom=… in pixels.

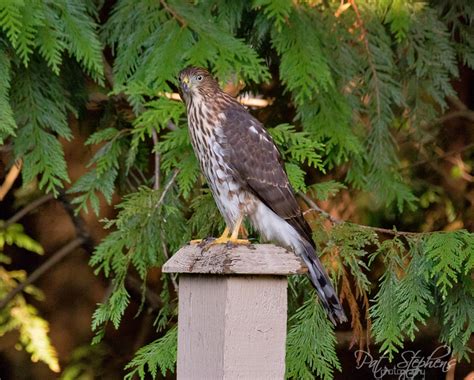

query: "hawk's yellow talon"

left=190, top=227, right=230, bottom=246
left=201, top=218, right=250, bottom=248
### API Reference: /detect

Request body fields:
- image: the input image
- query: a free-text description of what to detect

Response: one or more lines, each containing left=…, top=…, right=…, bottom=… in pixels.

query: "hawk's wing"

left=222, top=106, right=314, bottom=247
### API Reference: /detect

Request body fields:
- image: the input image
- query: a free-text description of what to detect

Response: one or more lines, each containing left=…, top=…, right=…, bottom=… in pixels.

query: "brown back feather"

left=220, top=106, right=315, bottom=247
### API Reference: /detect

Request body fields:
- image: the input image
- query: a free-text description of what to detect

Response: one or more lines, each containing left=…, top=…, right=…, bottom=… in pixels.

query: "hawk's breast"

left=187, top=103, right=255, bottom=227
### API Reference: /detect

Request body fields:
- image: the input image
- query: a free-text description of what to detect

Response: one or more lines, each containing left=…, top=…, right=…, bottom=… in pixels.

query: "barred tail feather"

left=298, top=240, right=347, bottom=325
left=249, top=201, right=347, bottom=324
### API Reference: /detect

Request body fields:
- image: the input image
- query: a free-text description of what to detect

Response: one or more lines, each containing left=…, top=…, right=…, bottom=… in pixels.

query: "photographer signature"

left=354, top=345, right=456, bottom=379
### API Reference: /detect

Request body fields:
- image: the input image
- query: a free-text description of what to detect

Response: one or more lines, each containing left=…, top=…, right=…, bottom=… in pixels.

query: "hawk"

left=178, top=67, right=347, bottom=325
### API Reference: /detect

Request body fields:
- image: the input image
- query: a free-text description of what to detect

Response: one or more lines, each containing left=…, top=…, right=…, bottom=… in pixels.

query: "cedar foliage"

left=0, top=0, right=473, bottom=378
left=0, top=222, right=60, bottom=373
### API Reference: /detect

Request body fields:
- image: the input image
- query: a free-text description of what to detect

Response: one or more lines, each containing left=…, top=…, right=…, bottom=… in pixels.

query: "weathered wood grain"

left=177, top=275, right=287, bottom=380
left=162, top=243, right=307, bottom=275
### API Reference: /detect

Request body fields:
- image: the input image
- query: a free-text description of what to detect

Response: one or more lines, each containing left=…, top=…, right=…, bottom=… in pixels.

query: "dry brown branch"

left=237, top=96, right=273, bottom=108
left=401, top=142, right=474, bottom=171
left=152, top=128, right=161, bottom=190
left=448, top=95, right=468, bottom=111
left=0, top=237, right=85, bottom=309
left=4, top=193, right=54, bottom=229
left=299, top=191, right=341, bottom=224
left=437, top=109, right=474, bottom=124
left=128, top=169, right=142, bottom=188
left=0, top=191, right=166, bottom=317
left=160, top=92, right=272, bottom=108
left=340, top=264, right=367, bottom=355
left=335, top=2, right=352, bottom=18
left=102, top=54, right=115, bottom=88
left=126, top=275, right=162, bottom=311
left=87, top=89, right=272, bottom=121
left=299, top=191, right=428, bottom=236
left=159, top=0, right=187, bottom=27
left=57, top=192, right=94, bottom=251
left=0, top=160, right=22, bottom=201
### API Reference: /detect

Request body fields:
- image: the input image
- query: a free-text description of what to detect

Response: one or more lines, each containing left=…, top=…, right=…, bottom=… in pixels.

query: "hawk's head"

left=178, top=67, right=219, bottom=102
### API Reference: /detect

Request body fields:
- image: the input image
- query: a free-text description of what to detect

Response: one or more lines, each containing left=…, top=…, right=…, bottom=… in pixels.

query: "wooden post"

left=163, top=244, right=307, bottom=380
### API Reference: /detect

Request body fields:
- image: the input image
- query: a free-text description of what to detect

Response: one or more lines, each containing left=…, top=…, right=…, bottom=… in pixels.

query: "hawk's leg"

left=205, top=216, right=250, bottom=247
left=189, top=227, right=230, bottom=245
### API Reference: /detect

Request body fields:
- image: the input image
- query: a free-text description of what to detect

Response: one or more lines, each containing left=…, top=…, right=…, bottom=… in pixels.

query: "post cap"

left=162, top=243, right=307, bottom=275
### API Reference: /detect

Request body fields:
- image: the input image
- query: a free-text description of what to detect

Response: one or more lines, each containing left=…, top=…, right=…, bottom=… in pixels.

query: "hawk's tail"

left=298, top=239, right=347, bottom=325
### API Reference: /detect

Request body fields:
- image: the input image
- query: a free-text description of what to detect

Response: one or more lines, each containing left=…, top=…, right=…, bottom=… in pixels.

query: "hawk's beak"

left=181, top=76, right=190, bottom=93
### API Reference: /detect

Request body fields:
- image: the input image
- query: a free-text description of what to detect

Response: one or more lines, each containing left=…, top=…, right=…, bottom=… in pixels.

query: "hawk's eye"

left=196, top=75, right=203, bottom=81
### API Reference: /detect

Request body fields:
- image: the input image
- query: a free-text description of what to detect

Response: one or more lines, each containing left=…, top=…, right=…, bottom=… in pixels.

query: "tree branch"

left=0, top=237, right=85, bottom=309
left=0, top=160, right=22, bottom=201
left=102, top=54, right=115, bottom=88
left=4, top=193, right=54, bottom=229
left=1, top=191, right=167, bottom=316
left=0, top=193, right=92, bottom=308
left=128, top=170, right=143, bottom=188
left=134, top=168, right=148, bottom=185
left=299, top=192, right=425, bottom=237
left=152, top=128, right=161, bottom=190
left=156, top=169, right=179, bottom=209
left=59, top=193, right=169, bottom=313
left=401, top=142, right=474, bottom=171
left=126, top=275, right=162, bottom=311
left=159, top=0, right=187, bottom=27
left=447, top=95, right=468, bottom=111
left=299, top=192, right=341, bottom=225
left=57, top=191, right=95, bottom=253
left=436, top=109, right=474, bottom=124
left=160, top=92, right=272, bottom=108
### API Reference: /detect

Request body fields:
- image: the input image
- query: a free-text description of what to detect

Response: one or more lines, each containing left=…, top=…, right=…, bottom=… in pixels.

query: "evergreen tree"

left=0, top=0, right=473, bottom=378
